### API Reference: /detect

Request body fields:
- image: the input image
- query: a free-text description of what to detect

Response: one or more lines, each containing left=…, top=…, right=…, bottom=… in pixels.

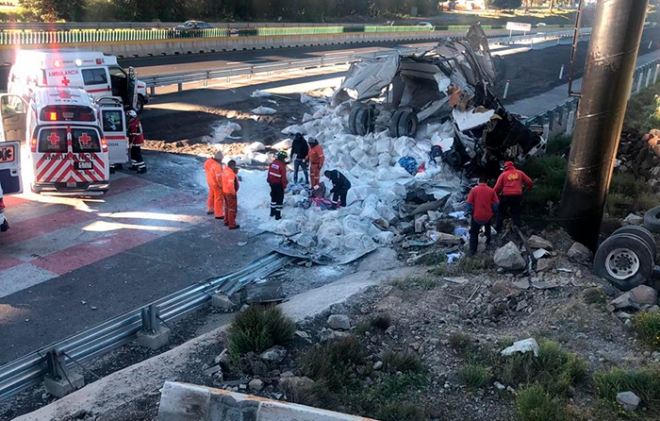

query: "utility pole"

left=559, top=0, right=649, bottom=250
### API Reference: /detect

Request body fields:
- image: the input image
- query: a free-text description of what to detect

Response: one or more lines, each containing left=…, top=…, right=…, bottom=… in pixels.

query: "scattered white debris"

left=251, top=106, right=277, bottom=115
left=501, top=338, right=540, bottom=357
left=250, top=90, right=272, bottom=98
left=210, top=122, right=242, bottom=144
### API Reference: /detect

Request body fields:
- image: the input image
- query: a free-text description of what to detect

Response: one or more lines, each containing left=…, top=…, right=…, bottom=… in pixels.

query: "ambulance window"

left=81, top=68, right=108, bottom=86
left=38, top=128, right=67, bottom=153
left=1, top=95, right=25, bottom=116
left=72, top=128, right=101, bottom=153
left=102, top=110, right=124, bottom=132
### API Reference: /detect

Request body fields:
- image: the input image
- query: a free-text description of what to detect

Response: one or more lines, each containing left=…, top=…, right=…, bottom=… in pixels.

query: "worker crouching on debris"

left=494, top=161, right=533, bottom=233
left=204, top=152, right=224, bottom=220
left=291, top=133, right=309, bottom=184
left=466, top=175, right=499, bottom=255
left=307, top=138, right=325, bottom=189
left=324, top=170, right=351, bottom=210
left=268, top=151, right=288, bottom=220
left=222, top=160, right=240, bottom=230
left=127, top=109, right=147, bottom=174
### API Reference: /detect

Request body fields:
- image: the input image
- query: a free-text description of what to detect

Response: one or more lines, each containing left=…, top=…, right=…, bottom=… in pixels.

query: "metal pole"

left=636, top=71, right=643, bottom=93
left=646, top=67, right=653, bottom=88
left=655, top=64, right=660, bottom=84
left=559, top=64, right=565, bottom=80
left=559, top=0, right=649, bottom=250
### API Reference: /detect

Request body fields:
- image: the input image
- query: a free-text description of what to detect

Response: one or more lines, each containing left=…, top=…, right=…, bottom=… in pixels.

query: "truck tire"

left=644, top=206, right=660, bottom=234
left=390, top=109, right=418, bottom=137
left=613, top=225, right=657, bottom=259
left=593, top=233, right=654, bottom=291
left=136, top=95, right=145, bottom=114
left=348, top=107, right=361, bottom=135
left=349, top=106, right=374, bottom=136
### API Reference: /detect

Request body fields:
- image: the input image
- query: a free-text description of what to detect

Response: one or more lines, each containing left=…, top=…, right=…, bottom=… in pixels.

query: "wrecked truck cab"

left=334, top=24, right=545, bottom=176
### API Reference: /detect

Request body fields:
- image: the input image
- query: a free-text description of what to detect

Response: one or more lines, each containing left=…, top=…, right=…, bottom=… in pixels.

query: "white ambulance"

left=7, top=49, right=149, bottom=113
left=12, top=87, right=113, bottom=194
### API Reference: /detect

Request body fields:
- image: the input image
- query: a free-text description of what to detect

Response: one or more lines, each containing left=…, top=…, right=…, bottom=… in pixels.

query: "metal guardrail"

left=0, top=251, right=294, bottom=401
left=140, top=47, right=430, bottom=94
left=523, top=58, right=660, bottom=136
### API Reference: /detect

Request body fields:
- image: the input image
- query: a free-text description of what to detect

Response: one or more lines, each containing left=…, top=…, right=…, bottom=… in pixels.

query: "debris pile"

left=615, top=129, right=660, bottom=188
left=608, top=284, right=659, bottom=323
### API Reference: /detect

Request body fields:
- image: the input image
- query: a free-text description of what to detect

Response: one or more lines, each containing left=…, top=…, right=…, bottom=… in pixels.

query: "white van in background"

left=7, top=49, right=149, bottom=113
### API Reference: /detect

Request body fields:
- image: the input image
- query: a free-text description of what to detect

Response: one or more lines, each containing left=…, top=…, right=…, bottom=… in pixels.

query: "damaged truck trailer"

left=334, top=24, right=546, bottom=177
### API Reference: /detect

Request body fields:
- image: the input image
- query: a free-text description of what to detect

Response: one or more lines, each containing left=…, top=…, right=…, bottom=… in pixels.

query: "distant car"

left=174, top=20, right=214, bottom=31
left=537, top=22, right=547, bottom=27
left=417, top=22, right=434, bottom=29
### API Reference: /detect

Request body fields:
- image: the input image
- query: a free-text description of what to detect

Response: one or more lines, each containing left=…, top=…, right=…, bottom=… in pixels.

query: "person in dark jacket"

left=290, top=133, right=309, bottom=184
left=324, top=170, right=351, bottom=209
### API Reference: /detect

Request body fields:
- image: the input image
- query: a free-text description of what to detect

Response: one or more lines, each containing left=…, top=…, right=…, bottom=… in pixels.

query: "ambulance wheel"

left=136, top=95, right=145, bottom=113
left=115, top=164, right=124, bottom=170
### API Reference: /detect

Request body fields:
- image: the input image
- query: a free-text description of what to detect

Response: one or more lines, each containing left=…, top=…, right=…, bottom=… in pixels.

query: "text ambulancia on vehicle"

left=27, top=87, right=110, bottom=194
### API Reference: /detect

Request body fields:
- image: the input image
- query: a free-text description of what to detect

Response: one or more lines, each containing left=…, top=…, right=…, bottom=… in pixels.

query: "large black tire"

left=135, top=95, right=145, bottom=114
left=594, top=233, right=654, bottom=291
left=390, top=109, right=418, bottom=137
left=355, top=107, right=374, bottom=136
left=613, top=225, right=657, bottom=259
left=348, top=107, right=361, bottom=135
left=644, top=206, right=660, bottom=234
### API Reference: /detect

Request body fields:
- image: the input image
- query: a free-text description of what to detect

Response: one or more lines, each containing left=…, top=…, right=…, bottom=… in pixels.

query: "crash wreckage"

left=266, top=25, right=546, bottom=264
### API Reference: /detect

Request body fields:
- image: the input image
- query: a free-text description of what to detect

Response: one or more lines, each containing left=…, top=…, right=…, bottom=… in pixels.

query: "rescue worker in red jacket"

left=306, top=138, right=325, bottom=189
left=204, top=152, right=224, bottom=220
left=494, top=161, right=533, bottom=233
left=126, top=110, right=147, bottom=174
left=466, top=175, right=500, bottom=255
left=222, top=160, right=240, bottom=230
left=268, top=151, right=288, bottom=220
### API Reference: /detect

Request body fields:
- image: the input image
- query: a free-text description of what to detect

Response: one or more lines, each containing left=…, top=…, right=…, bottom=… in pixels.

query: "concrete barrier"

left=157, top=381, right=378, bottom=421
left=0, top=29, right=496, bottom=64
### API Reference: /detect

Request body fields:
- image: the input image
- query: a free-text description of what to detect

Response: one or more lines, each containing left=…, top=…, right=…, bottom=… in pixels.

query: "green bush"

left=459, top=363, right=492, bottom=389
left=594, top=366, right=660, bottom=412
left=546, top=136, right=572, bottom=156
left=633, top=311, right=660, bottom=350
left=448, top=332, right=472, bottom=354
left=370, top=313, right=392, bottom=331
left=300, top=336, right=365, bottom=392
left=517, top=383, right=567, bottom=421
left=227, top=305, right=295, bottom=359
left=378, top=403, right=427, bottom=421
left=382, top=350, right=424, bottom=374
left=583, top=288, right=608, bottom=306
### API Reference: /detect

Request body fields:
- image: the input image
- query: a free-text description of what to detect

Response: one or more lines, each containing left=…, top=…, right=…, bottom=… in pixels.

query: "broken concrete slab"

left=494, top=242, right=526, bottom=271
left=536, top=258, right=556, bottom=272
left=610, top=293, right=641, bottom=311
left=328, top=314, right=351, bottom=330
left=136, top=327, right=171, bottom=351
left=623, top=214, right=644, bottom=226
left=211, top=293, right=235, bottom=312
left=44, top=373, right=85, bottom=399
left=512, top=279, right=530, bottom=290
left=528, top=235, right=553, bottom=250
left=358, top=248, right=401, bottom=272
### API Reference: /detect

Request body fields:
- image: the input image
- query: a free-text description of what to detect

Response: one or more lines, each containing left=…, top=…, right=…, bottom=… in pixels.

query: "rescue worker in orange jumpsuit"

left=268, top=151, right=288, bottom=220
left=222, top=160, right=240, bottom=230
left=306, top=138, right=325, bottom=189
left=204, top=152, right=224, bottom=220
left=126, top=110, right=147, bottom=174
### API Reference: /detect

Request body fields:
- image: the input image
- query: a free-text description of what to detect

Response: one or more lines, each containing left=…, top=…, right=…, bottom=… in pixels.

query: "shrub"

left=633, top=311, right=660, bottom=350
left=300, top=336, right=365, bottom=392
left=594, top=366, right=660, bottom=412
left=583, top=288, right=608, bottom=305
left=227, top=305, right=295, bottom=359
left=546, top=136, right=572, bottom=157
left=370, top=313, right=392, bottom=331
left=414, top=252, right=447, bottom=266
left=459, top=363, right=492, bottom=389
left=378, top=403, right=427, bottom=421
left=517, top=383, right=567, bottom=421
left=449, top=332, right=472, bottom=354
left=382, top=350, right=424, bottom=374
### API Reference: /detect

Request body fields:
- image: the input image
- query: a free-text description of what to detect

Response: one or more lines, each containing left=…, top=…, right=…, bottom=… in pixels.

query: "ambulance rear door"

left=97, top=97, right=129, bottom=166
left=0, top=94, right=26, bottom=195
left=0, top=141, right=22, bottom=195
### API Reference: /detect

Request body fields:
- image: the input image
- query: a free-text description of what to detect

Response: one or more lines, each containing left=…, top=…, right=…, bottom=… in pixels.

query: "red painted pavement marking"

left=0, top=255, right=22, bottom=271
left=2, top=196, right=31, bottom=206
left=31, top=230, right=159, bottom=276
left=104, top=175, right=153, bottom=197
left=0, top=208, right=97, bottom=245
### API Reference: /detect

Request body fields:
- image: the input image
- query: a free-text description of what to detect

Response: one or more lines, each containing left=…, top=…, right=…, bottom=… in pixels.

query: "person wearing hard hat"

left=306, top=138, right=325, bottom=189
left=126, top=109, right=147, bottom=174
left=267, top=151, right=288, bottom=220
left=222, top=160, right=240, bottom=230
left=204, top=152, right=225, bottom=220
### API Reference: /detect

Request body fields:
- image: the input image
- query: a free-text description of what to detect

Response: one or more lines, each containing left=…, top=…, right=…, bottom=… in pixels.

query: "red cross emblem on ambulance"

left=47, top=132, right=61, bottom=147
left=62, top=77, right=70, bottom=87
left=78, top=133, right=92, bottom=146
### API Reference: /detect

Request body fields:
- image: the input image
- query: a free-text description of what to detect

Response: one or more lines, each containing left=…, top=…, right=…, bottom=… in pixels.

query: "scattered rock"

left=512, top=279, right=530, bottom=290
left=204, top=365, right=222, bottom=376
left=616, top=391, right=641, bottom=411
left=328, top=314, right=351, bottom=330
left=528, top=235, right=553, bottom=250
left=215, top=349, right=231, bottom=368
left=648, top=305, right=660, bottom=314
left=623, top=213, right=644, bottom=226
left=249, top=379, right=265, bottom=391
left=536, top=258, right=556, bottom=272
left=373, top=361, right=383, bottom=370
left=486, top=304, right=496, bottom=316
left=610, top=293, right=641, bottom=311
left=531, top=280, right=558, bottom=290
left=280, top=371, right=295, bottom=378
left=494, top=242, right=526, bottom=271
left=260, top=346, right=287, bottom=363
left=568, top=242, right=592, bottom=263
left=516, top=300, right=529, bottom=312
left=501, top=338, right=540, bottom=357
left=494, top=382, right=506, bottom=390
left=280, top=376, right=315, bottom=391
left=630, top=285, right=658, bottom=305
left=295, top=330, right=311, bottom=339
left=211, top=293, right=235, bottom=311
